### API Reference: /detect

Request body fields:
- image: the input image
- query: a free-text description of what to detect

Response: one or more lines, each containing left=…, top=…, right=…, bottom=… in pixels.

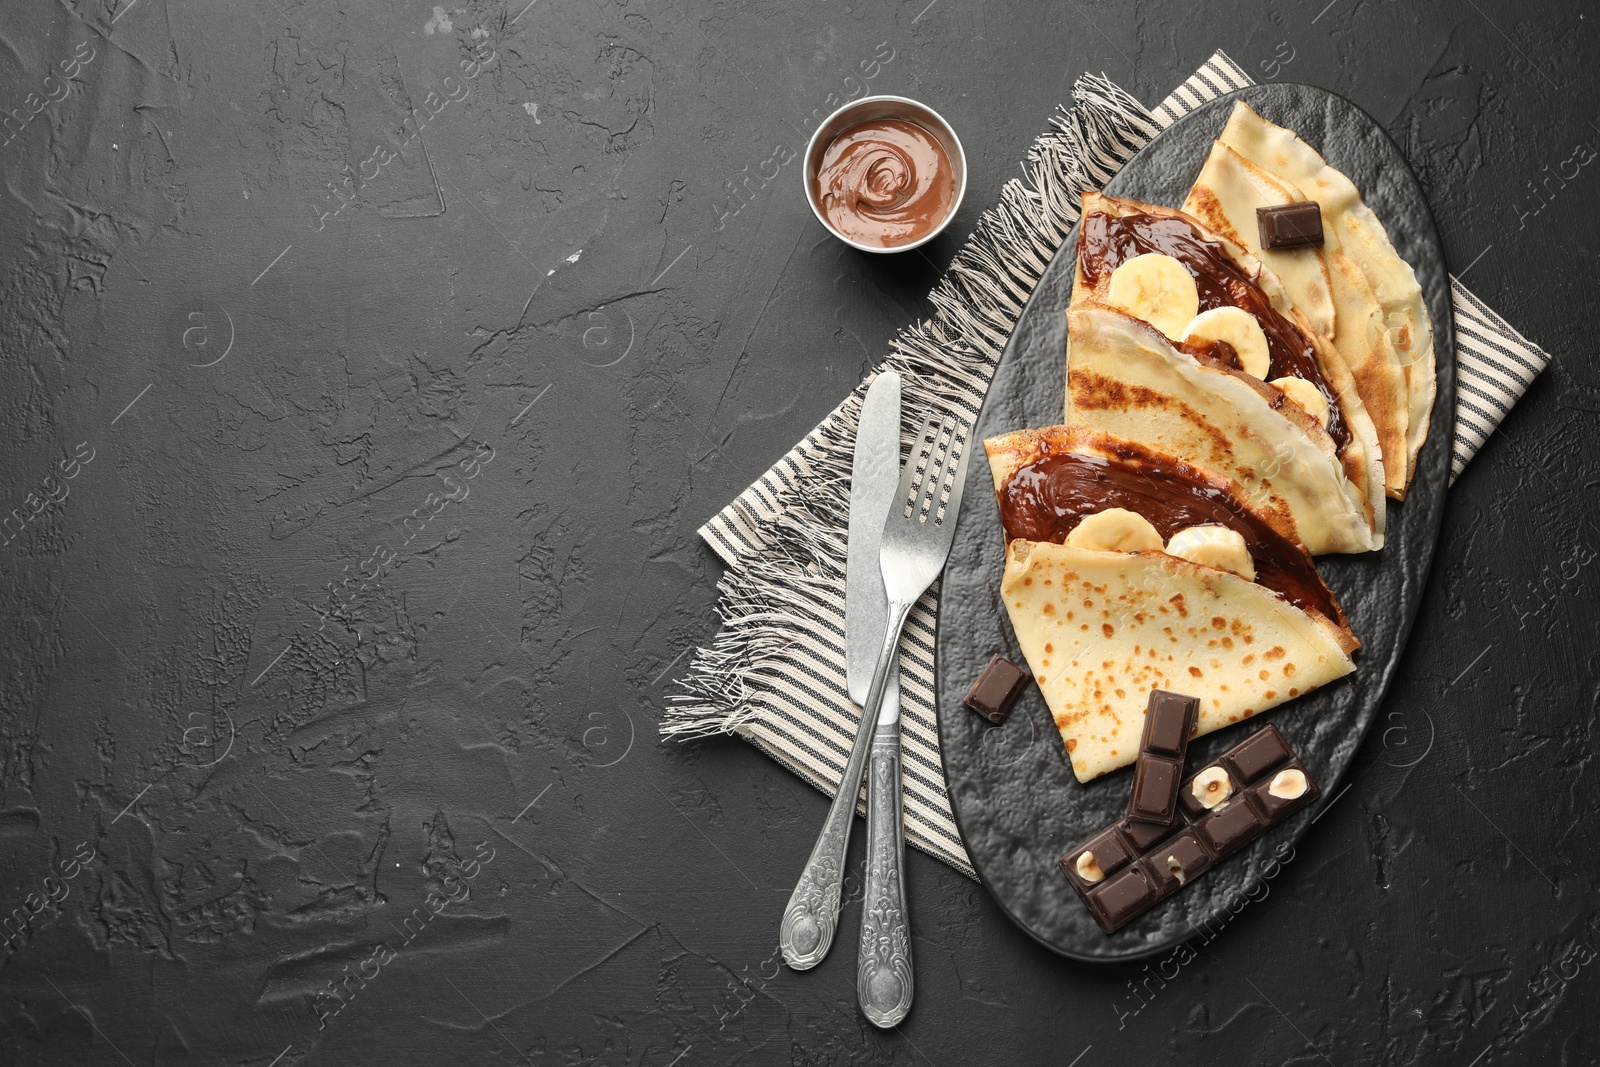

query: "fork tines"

left=901, top=413, right=968, bottom=527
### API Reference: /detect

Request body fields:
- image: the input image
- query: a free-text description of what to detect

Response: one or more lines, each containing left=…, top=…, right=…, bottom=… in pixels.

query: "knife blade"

left=847, top=372, right=902, bottom=717
left=778, top=370, right=902, bottom=970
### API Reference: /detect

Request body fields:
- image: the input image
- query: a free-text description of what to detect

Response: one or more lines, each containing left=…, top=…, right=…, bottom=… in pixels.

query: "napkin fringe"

left=664, top=73, right=1140, bottom=741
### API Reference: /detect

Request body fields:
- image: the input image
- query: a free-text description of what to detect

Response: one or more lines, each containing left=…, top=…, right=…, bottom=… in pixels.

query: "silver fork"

left=854, top=413, right=971, bottom=1028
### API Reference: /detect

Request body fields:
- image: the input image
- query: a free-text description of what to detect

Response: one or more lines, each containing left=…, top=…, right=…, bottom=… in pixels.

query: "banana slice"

left=1180, top=306, right=1271, bottom=380
left=1164, top=524, right=1256, bottom=581
left=1271, top=376, right=1331, bottom=429
left=1106, top=254, right=1199, bottom=340
left=1066, top=508, right=1164, bottom=553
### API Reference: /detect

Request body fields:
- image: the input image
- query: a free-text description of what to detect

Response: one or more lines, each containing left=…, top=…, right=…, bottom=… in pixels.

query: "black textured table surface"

left=1, top=1, right=1595, bottom=1064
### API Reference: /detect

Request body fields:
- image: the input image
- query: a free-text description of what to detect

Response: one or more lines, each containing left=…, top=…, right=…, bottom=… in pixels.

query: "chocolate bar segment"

left=1061, top=724, right=1320, bottom=933
left=1086, top=865, right=1156, bottom=931
left=1180, top=766, right=1235, bottom=818
left=1198, top=799, right=1265, bottom=854
left=1250, top=762, right=1317, bottom=822
left=1129, top=756, right=1182, bottom=824
left=1126, top=691, right=1199, bottom=824
left=1257, top=201, right=1324, bottom=249
left=1224, top=726, right=1293, bottom=781
left=1120, top=815, right=1173, bottom=850
left=1059, top=825, right=1135, bottom=891
left=1143, top=690, right=1199, bottom=757
left=963, top=652, right=1031, bottom=724
left=1149, top=831, right=1211, bottom=893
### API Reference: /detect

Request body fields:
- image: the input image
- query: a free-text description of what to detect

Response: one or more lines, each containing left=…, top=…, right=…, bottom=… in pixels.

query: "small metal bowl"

left=803, top=95, right=967, bottom=254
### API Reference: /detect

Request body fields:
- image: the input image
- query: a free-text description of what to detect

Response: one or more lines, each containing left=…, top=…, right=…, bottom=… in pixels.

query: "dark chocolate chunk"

left=1062, top=724, right=1319, bottom=934
left=1086, top=865, right=1156, bottom=933
left=962, top=652, right=1031, bottom=724
left=1121, top=816, right=1176, bottom=851
left=1198, top=797, right=1266, bottom=854
left=1257, top=201, right=1324, bottom=249
left=1143, top=690, right=1199, bottom=756
left=1059, top=826, right=1135, bottom=891
left=1129, top=755, right=1182, bottom=825
left=1224, top=726, right=1293, bottom=781
left=1127, top=691, right=1200, bottom=824
left=1148, top=831, right=1212, bottom=893
left=1179, top=778, right=1206, bottom=819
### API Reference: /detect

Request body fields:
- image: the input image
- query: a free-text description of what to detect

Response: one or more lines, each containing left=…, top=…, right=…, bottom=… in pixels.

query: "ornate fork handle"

left=858, top=717, right=913, bottom=1027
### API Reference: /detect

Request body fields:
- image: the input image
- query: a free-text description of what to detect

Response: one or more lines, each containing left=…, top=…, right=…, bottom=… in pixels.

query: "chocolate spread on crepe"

left=1072, top=193, right=1386, bottom=545
left=993, top=435, right=1347, bottom=631
left=1063, top=306, right=1376, bottom=555
left=1078, top=209, right=1351, bottom=453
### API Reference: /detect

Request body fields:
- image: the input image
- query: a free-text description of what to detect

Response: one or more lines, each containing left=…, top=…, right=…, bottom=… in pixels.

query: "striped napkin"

left=666, top=52, right=1551, bottom=877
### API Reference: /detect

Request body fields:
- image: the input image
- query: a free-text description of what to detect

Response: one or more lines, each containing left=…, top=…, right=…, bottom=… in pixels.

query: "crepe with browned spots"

left=1000, top=539, right=1353, bottom=781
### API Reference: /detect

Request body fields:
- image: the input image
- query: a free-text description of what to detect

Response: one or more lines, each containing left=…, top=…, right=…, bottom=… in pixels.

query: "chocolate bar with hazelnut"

left=1126, top=690, right=1200, bottom=825
left=1059, top=723, right=1320, bottom=933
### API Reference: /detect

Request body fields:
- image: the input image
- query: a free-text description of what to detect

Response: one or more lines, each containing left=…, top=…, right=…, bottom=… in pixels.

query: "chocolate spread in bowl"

left=814, top=118, right=955, bottom=249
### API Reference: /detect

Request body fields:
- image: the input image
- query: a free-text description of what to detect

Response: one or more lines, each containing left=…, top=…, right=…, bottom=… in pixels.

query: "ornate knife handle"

left=778, top=688, right=878, bottom=970
left=857, top=719, right=913, bottom=1027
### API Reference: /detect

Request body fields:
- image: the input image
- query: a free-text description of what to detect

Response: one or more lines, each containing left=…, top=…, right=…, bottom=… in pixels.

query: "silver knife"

left=779, top=370, right=902, bottom=970
left=845, top=375, right=902, bottom=726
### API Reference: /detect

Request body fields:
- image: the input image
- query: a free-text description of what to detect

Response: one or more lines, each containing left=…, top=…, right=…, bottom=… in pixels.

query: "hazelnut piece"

left=1192, top=766, right=1233, bottom=809
left=1075, top=850, right=1104, bottom=883
left=1269, top=768, right=1307, bottom=800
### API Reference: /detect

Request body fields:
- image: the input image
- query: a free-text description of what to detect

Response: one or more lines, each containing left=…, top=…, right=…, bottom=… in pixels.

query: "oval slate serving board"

left=935, top=83, right=1455, bottom=962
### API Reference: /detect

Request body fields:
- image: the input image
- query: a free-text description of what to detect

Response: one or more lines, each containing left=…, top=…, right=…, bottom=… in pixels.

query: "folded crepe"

left=999, top=538, right=1354, bottom=781
left=1071, top=191, right=1386, bottom=537
left=1066, top=305, right=1376, bottom=555
left=1184, top=102, right=1434, bottom=498
left=984, top=424, right=1356, bottom=649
